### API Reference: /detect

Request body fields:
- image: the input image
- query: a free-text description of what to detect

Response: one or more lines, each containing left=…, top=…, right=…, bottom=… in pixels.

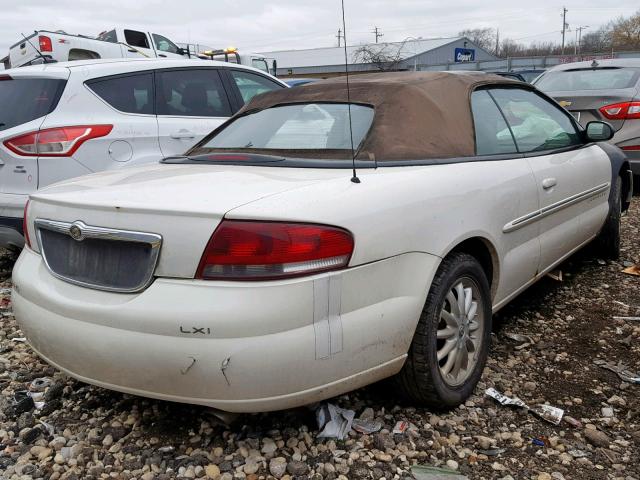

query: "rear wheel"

left=595, top=176, right=621, bottom=260
left=395, top=252, right=492, bottom=408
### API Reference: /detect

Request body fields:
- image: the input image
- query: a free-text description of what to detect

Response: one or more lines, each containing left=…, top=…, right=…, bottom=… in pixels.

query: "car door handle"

left=542, top=178, right=557, bottom=190
left=170, top=131, right=195, bottom=139
left=158, top=54, right=167, bottom=58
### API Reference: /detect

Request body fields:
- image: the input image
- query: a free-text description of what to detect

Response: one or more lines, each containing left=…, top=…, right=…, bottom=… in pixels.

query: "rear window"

left=535, top=68, right=640, bottom=91
left=199, top=103, right=374, bottom=154
left=87, top=73, right=154, bottom=114
left=0, top=77, right=66, bottom=131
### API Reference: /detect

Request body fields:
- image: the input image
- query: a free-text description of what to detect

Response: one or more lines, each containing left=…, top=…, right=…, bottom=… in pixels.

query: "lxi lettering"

left=180, top=326, right=212, bottom=335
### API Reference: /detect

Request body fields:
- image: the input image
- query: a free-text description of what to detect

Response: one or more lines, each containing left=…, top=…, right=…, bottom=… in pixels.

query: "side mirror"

left=585, top=121, right=614, bottom=142
left=177, top=47, right=188, bottom=57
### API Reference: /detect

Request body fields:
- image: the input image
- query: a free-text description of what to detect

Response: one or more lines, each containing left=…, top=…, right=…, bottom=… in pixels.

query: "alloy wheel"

left=436, top=276, right=485, bottom=387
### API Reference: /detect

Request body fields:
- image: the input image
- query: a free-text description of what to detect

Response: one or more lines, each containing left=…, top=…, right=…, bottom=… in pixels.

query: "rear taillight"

left=0, top=74, right=12, bottom=81
left=23, top=200, right=31, bottom=249
left=599, top=102, right=640, bottom=120
left=39, top=35, right=53, bottom=52
left=621, top=145, right=640, bottom=151
left=3, top=125, right=113, bottom=157
left=196, top=220, right=354, bottom=280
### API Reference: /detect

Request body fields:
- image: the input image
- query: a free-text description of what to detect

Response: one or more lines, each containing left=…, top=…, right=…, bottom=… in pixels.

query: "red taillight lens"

left=39, top=35, right=53, bottom=52
left=3, top=125, right=113, bottom=157
left=621, top=145, right=640, bottom=151
left=23, top=200, right=31, bottom=249
left=599, top=102, right=640, bottom=120
left=196, top=220, right=354, bottom=280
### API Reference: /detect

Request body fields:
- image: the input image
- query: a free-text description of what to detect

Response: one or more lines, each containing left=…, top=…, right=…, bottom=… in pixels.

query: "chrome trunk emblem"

left=69, top=222, right=84, bottom=241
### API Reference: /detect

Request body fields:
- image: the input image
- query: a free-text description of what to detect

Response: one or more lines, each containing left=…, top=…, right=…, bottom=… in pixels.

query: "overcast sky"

left=1, top=1, right=638, bottom=56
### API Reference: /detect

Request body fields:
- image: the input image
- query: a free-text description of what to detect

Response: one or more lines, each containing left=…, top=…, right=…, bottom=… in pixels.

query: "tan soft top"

left=237, top=71, right=520, bottom=161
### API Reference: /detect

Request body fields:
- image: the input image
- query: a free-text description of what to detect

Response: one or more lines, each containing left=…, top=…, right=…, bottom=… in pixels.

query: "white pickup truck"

left=7, top=28, right=187, bottom=68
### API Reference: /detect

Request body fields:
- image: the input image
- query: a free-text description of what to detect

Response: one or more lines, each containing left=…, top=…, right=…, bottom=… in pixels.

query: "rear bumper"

left=0, top=220, right=24, bottom=248
left=0, top=193, right=28, bottom=248
left=626, top=156, right=640, bottom=175
left=13, top=247, right=438, bottom=412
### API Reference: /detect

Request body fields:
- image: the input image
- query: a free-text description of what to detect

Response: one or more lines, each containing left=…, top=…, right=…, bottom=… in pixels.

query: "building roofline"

left=259, top=36, right=462, bottom=55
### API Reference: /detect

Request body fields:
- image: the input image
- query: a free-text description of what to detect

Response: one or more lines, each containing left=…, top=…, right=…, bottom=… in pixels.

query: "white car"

left=0, top=58, right=287, bottom=247
left=13, top=72, right=632, bottom=412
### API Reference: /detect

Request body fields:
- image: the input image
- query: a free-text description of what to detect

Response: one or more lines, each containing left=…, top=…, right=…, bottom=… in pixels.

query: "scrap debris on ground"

left=1, top=200, right=639, bottom=480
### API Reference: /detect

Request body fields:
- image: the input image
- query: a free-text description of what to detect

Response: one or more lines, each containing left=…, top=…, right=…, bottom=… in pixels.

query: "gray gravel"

left=1, top=200, right=639, bottom=480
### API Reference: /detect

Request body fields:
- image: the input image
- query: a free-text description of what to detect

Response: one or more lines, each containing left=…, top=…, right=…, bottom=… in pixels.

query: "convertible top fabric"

left=236, top=71, right=520, bottom=161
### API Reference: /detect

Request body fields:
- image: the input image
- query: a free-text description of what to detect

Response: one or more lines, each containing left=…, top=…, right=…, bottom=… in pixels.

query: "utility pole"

left=372, top=26, right=383, bottom=43
left=575, top=25, right=588, bottom=55
left=495, top=28, right=500, bottom=56
left=561, top=7, right=569, bottom=55
left=336, top=28, right=344, bottom=47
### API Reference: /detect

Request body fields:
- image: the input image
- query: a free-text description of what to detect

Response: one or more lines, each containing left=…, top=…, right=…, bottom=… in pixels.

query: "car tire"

left=595, top=176, right=622, bottom=260
left=395, top=252, right=492, bottom=409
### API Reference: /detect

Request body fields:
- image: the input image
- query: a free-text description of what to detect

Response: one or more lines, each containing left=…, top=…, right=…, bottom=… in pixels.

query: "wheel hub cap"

left=436, top=277, right=484, bottom=387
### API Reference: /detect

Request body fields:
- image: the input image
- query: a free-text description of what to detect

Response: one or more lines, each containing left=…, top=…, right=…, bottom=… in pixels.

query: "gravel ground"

left=1, top=200, right=639, bottom=480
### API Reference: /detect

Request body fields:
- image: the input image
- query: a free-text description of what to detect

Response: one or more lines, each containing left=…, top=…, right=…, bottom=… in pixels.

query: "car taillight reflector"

left=196, top=220, right=354, bottom=280
left=23, top=200, right=31, bottom=249
left=39, top=35, right=53, bottom=52
left=599, top=101, right=640, bottom=120
left=3, top=125, right=113, bottom=157
left=621, top=145, right=640, bottom=151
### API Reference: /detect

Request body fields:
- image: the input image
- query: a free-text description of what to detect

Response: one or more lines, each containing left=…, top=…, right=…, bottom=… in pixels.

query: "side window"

left=152, top=34, right=179, bottom=54
left=87, top=73, right=154, bottom=114
left=229, top=70, right=283, bottom=104
left=489, top=88, right=581, bottom=152
left=156, top=69, right=231, bottom=117
left=98, top=30, right=117, bottom=43
left=124, top=30, right=150, bottom=49
left=251, top=59, right=269, bottom=73
left=470, top=90, right=517, bottom=155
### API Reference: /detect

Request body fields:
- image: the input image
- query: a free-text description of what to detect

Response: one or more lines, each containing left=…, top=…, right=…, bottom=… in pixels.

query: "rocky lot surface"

left=1, top=200, right=639, bottom=480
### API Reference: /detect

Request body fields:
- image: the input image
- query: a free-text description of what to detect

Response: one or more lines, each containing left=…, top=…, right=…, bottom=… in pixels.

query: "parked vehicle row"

left=13, top=71, right=632, bottom=412
left=0, top=59, right=287, bottom=247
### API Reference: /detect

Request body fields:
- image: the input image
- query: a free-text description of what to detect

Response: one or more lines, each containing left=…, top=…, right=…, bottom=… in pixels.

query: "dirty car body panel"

left=13, top=72, right=628, bottom=412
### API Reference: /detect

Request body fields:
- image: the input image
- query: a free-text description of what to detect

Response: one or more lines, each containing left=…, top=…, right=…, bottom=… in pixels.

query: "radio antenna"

left=341, top=0, right=360, bottom=184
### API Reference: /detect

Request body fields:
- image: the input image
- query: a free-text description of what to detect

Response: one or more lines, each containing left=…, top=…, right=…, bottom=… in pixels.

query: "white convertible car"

left=13, top=72, right=633, bottom=412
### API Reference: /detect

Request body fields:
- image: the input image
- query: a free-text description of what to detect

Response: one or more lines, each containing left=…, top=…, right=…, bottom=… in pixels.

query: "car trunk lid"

left=550, top=88, right=638, bottom=130
left=28, top=162, right=347, bottom=282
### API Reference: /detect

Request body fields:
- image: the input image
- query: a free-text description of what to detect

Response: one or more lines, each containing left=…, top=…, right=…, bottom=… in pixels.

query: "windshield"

left=198, top=103, right=374, bottom=155
left=535, top=67, right=640, bottom=91
left=0, top=77, right=66, bottom=131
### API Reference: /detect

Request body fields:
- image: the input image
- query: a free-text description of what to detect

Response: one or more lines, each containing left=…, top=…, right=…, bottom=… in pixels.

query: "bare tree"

left=458, top=28, right=496, bottom=51
left=580, top=27, right=613, bottom=53
left=353, top=41, right=408, bottom=71
left=611, top=10, right=640, bottom=50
